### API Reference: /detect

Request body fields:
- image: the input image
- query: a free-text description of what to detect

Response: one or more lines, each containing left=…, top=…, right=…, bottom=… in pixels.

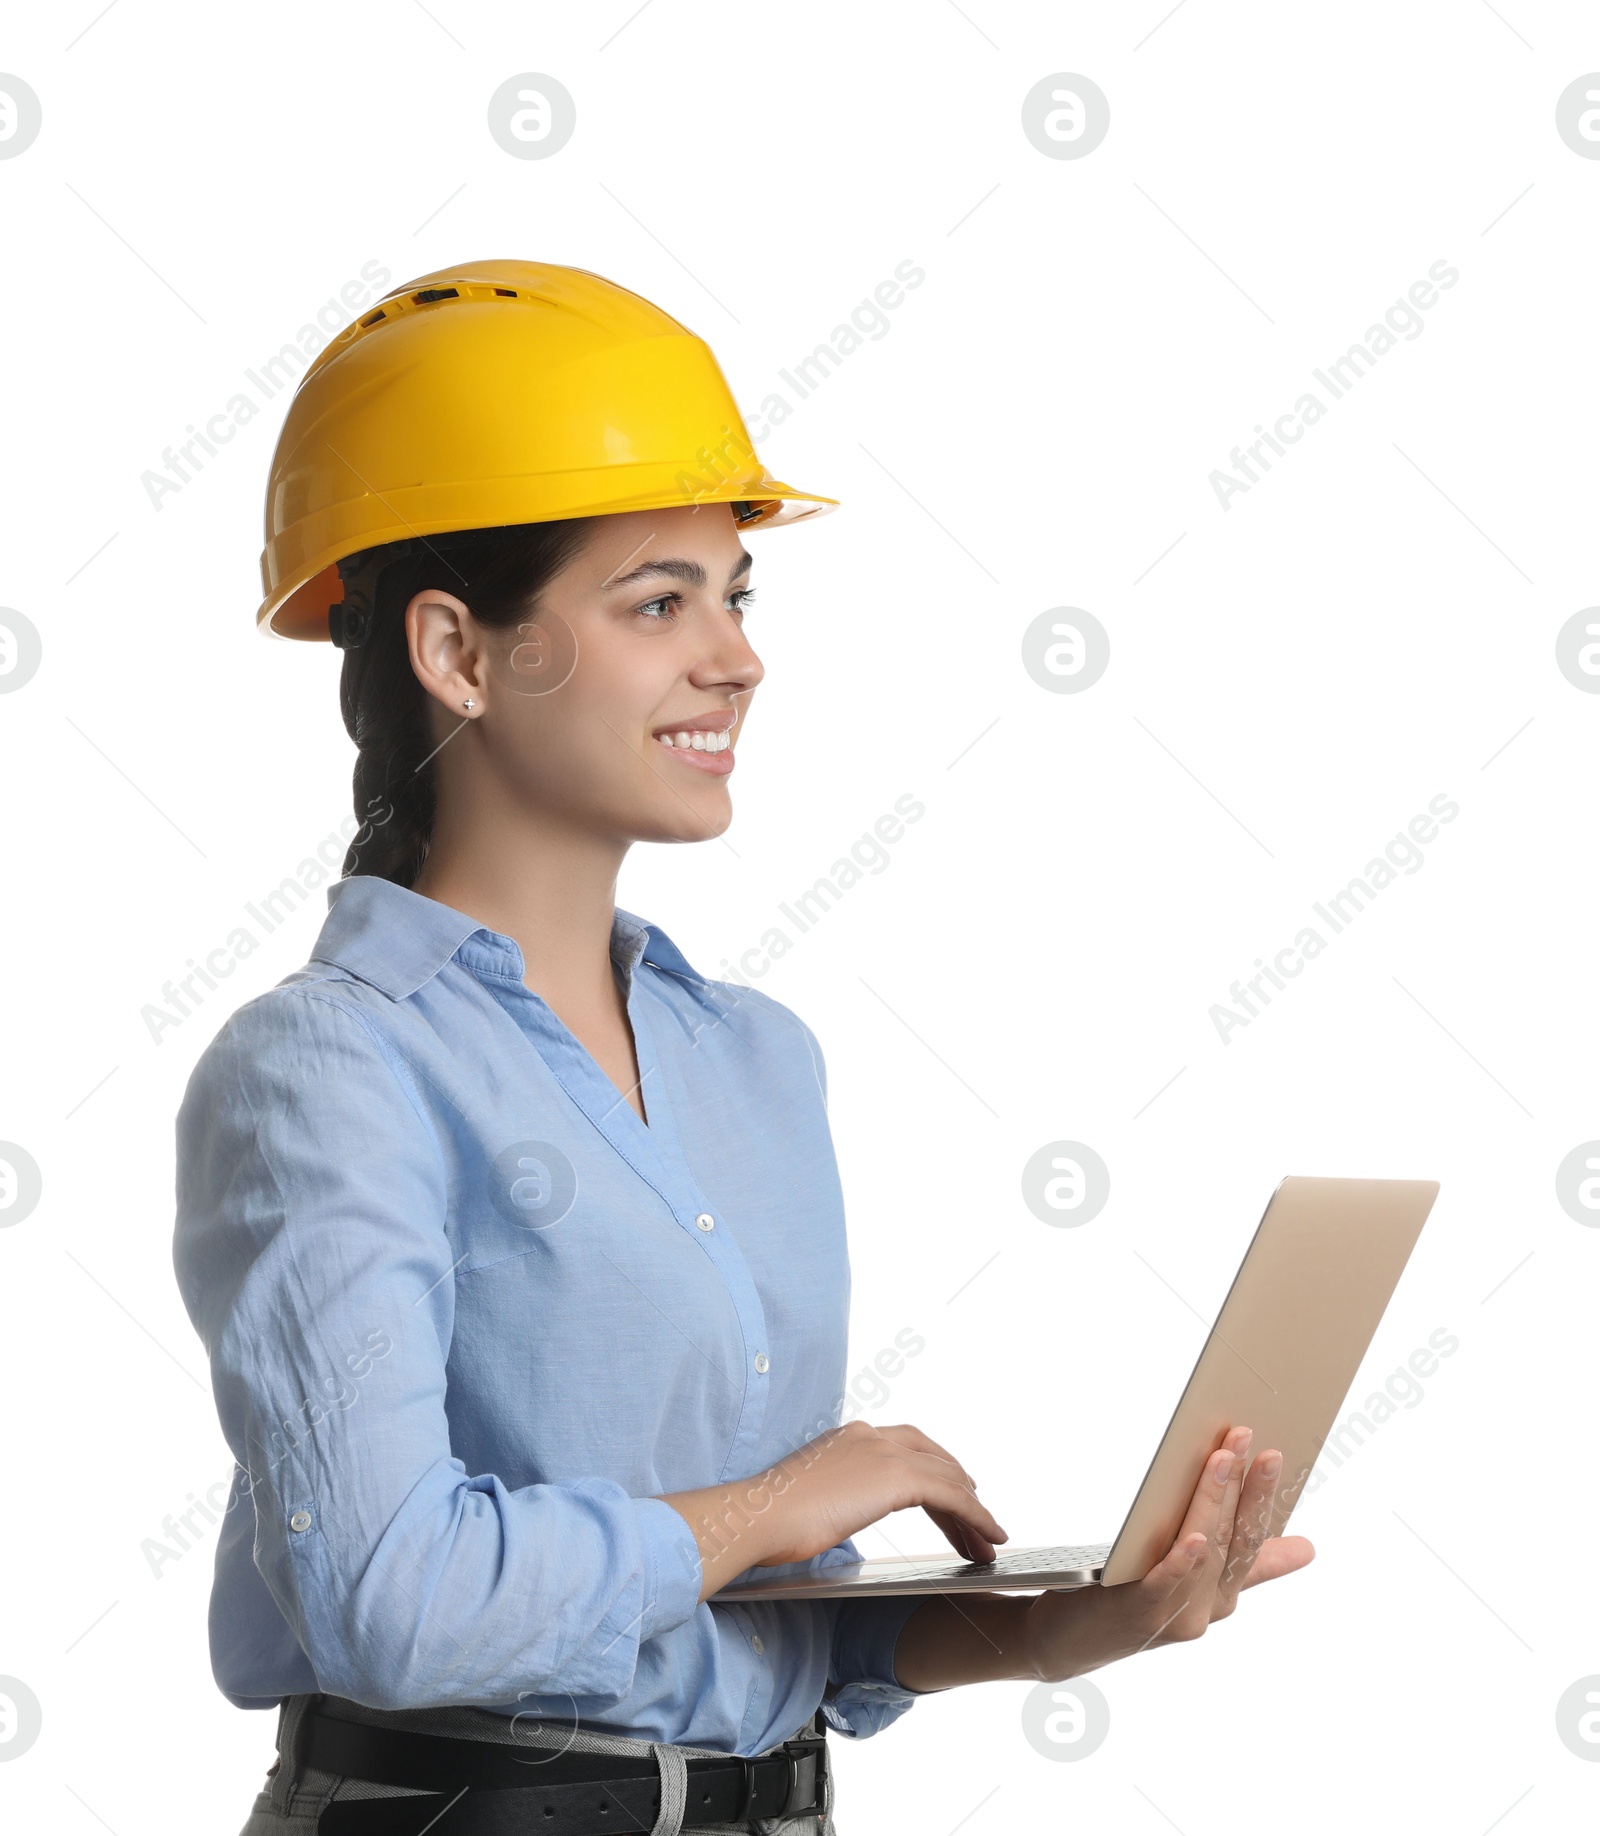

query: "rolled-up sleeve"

left=172, top=988, right=705, bottom=1711
left=817, top=1542, right=929, bottom=1738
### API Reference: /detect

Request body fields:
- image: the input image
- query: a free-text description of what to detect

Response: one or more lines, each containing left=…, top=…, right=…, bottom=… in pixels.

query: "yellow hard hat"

left=257, top=259, right=838, bottom=640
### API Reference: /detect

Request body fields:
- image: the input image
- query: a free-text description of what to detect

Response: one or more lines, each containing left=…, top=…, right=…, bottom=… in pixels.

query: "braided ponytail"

left=337, top=519, right=595, bottom=885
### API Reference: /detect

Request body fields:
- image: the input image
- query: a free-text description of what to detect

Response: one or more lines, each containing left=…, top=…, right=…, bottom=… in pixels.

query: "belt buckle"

left=778, top=1730, right=827, bottom=1818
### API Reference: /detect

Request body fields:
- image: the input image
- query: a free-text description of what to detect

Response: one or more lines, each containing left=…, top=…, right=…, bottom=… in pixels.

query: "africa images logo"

left=1209, top=794, right=1458, bottom=1044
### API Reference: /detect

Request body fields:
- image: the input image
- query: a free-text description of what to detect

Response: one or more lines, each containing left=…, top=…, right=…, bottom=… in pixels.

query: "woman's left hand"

left=1023, top=1425, right=1316, bottom=1684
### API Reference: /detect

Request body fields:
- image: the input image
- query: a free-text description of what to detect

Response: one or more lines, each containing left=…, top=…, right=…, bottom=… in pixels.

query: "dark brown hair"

left=336, top=519, right=596, bottom=886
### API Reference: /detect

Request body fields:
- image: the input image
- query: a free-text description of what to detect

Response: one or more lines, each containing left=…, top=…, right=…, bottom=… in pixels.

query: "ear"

left=406, top=588, right=490, bottom=717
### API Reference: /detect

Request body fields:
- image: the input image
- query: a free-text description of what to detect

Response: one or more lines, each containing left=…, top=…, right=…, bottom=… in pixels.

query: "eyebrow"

left=603, top=552, right=754, bottom=590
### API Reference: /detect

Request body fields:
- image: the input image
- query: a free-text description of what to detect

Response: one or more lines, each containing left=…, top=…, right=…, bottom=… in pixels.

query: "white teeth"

left=656, top=728, right=731, bottom=752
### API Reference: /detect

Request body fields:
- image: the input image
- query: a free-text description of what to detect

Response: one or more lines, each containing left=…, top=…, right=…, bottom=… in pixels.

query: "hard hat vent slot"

left=494, top=288, right=518, bottom=297
left=413, top=287, right=460, bottom=304
left=360, top=309, right=387, bottom=327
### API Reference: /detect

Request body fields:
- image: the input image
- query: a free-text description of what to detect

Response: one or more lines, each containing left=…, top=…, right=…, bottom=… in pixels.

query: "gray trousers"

left=239, top=1693, right=838, bottom=1836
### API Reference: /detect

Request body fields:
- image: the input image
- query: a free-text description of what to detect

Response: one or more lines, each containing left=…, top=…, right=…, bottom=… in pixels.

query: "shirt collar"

left=310, top=875, right=704, bottom=1002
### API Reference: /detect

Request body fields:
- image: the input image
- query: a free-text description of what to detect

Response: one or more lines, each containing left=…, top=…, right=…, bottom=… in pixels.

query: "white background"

left=1, top=2, right=1597, bottom=1830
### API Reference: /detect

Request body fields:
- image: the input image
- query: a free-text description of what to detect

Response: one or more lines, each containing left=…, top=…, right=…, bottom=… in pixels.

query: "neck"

left=412, top=792, right=630, bottom=1011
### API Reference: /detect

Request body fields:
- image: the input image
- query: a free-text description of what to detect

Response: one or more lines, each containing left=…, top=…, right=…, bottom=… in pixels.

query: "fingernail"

left=1215, top=1452, right=1234, bottom=1485
left=1258, top=1452, right=1282, bottom=1479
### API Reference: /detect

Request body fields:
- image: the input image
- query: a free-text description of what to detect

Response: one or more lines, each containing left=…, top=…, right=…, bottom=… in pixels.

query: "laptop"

left=713, top=1175, right=1440, bottom=1600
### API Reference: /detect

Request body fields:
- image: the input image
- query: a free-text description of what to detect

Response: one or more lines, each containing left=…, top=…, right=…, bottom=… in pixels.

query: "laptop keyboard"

left=884, top=1543, right=1111, bottom=1580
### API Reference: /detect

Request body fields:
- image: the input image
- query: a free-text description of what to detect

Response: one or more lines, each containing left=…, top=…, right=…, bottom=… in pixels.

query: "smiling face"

left=407, top=503, right=766, bottom=849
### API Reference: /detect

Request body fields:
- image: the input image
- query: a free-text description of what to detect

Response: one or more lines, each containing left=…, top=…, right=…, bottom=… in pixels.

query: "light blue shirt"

left=172, top=874, right=926, bottom=1755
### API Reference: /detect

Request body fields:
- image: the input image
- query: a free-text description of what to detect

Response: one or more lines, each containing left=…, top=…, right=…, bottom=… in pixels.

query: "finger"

left=1216, top=1448, right=1280, bottom=1598
left=912, top=1468, right=1008, bottom=1551
left=1239, top=1534, right=1316, bottom=1588
left=1207, top=1427, right=1253, bottom=1566
left=925, top=1505, right=996, bottom=1563
left=1166, top=1437, right=1239, bottom=1567
left=1137, top=1529, right=1210, bottom=1599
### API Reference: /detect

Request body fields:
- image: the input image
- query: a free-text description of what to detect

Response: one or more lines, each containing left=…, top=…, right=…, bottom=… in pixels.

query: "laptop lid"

left=1098, top=1175, right=1439, bottom=1585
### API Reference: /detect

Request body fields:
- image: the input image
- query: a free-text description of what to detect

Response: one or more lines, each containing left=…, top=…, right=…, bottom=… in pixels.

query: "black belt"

left=304, top=1707, right=827, bottom=1835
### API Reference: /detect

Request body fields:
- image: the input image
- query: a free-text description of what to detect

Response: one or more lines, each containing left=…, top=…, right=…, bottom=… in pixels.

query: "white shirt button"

left=695, top=1213, right=715, bottom=1232
left=753, top=1353, right=770, bottom=1374
left=750, top=1634, right=765, bottom=1655
left=289, top=1511, right=312, bottom=1533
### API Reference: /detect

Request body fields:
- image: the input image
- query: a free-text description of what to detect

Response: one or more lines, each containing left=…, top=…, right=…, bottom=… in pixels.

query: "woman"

left=174, top=261, right=1312, bottom=1836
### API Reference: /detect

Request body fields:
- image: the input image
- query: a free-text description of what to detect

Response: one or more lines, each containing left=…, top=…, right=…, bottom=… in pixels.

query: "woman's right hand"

left=661, top=1419, right=1010, bottom=1600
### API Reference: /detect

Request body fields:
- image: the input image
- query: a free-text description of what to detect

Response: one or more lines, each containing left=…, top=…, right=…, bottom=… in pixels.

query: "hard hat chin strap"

left=330, top=549, right=379, bottom=650
left=328, top=596, right=370, bottom=650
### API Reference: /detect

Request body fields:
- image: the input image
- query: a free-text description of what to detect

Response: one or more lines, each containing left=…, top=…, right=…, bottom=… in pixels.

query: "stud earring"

left=463, top=698, right=477, bottom=712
